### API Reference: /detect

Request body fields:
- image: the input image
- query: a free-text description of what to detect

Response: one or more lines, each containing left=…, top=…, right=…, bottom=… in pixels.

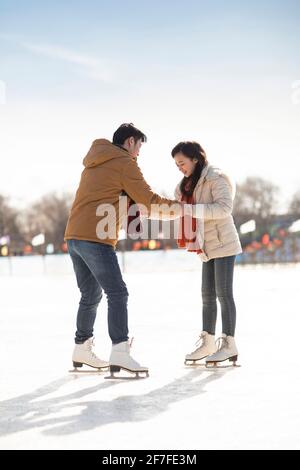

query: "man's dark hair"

left=112, top=123, right=147, bottom=145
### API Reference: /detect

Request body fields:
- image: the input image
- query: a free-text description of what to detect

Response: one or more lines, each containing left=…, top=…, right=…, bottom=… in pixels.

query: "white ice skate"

left=185, top=331, right=217, bottom=365
left=107, top=338, right=149, bottom=379
left=205, top=334, right=239, bottom=368
left=70, top=337, right=109, bottom=372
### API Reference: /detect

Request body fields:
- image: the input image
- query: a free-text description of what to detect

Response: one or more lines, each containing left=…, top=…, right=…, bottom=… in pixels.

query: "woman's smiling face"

left=174, top=152, right=198, bottom=177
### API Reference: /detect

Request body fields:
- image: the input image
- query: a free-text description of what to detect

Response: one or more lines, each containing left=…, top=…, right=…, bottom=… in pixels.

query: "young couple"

left=64, top=123, right=242, bottom=376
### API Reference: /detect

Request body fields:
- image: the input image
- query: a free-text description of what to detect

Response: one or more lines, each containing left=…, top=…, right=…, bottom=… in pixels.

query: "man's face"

left=127, top=137, right=143, bottom=159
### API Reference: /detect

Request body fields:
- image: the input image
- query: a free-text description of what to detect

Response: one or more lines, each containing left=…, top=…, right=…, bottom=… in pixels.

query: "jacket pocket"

left=215, top=225, right=223, bottom=246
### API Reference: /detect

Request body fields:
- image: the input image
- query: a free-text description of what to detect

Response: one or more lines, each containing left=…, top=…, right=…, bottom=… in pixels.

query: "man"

left=64, top=123, right=182, bottom=376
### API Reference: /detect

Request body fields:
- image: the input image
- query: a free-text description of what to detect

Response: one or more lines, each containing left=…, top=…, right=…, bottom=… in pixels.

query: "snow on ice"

left=0, top=251, right=299, bottom=450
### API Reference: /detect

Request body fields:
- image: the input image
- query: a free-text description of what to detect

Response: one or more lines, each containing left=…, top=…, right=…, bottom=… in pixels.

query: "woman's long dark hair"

left=171, top=141, right=208, bottom=197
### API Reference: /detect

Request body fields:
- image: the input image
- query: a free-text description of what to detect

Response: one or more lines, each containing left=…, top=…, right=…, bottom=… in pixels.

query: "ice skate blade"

left=205, top=354, right=240, bottom=369
left=205, top=364, right=241, bottom=369
left=105, top=365, right=149, bottom=380
left=184, top=359, right=206, bottom=367
left=205, top=361, right=241, bottom=369
left=69, top=361, right=109, bottom=373
left=69, top=367, right=109, bottom=374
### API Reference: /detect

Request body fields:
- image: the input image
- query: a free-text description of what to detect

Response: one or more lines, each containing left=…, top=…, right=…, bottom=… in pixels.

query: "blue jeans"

left=202, top=255, right=237, bottom=337
left=67, top=239, right=129, bottom=344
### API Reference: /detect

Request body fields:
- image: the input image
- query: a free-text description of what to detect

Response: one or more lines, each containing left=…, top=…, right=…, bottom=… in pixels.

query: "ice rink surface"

left=0, top=251, right=299, bottom=450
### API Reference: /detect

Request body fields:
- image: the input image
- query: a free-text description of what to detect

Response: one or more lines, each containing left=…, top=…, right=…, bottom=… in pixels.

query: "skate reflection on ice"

left=0, top=368, right=234, bottom=440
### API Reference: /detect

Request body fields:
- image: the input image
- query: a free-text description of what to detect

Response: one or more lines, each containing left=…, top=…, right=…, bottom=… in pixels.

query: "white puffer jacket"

left=175, top=163, right=242, bottom=262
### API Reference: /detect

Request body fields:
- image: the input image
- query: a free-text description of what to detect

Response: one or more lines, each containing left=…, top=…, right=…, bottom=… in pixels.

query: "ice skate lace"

left=193, top=333, right=206, bottom=351
left=215, top=336, right=228, bottom=351
left=87, top=339, right=99, bottom=359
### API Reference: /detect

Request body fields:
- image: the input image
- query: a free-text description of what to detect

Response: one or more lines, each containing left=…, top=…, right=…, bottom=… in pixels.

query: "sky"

left=0, top=0, right=300, bottom=211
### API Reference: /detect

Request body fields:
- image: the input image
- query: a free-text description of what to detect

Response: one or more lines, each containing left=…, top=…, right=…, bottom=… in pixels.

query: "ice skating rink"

left=0, top=251, right=299, bottom=450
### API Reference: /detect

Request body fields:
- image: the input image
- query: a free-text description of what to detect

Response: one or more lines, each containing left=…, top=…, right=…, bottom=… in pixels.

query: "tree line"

left=0, top=177, right=300, bottom=255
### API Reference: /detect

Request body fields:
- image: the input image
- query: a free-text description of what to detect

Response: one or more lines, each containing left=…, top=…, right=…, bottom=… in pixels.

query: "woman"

left=172, top=141, right=242, bottom=366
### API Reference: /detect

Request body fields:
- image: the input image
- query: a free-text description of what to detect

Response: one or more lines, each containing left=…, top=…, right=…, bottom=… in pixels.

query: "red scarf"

left=177, top=192, right=203, bottom=254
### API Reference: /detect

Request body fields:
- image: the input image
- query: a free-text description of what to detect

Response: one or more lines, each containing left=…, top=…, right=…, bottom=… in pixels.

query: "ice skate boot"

left=205, top=334, right=239, bottom=368
left=70, top=337, right=109, bottom=372
left=185, top=331, right=217, bottom=365
left=107, top=339, right=149, bottom=379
